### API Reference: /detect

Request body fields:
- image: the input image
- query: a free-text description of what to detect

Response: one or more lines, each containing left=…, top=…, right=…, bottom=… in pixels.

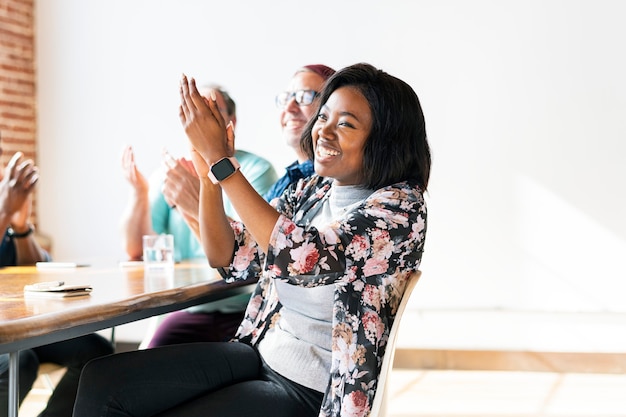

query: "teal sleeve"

left=148, top=169, right=169, bottom=234
left=148, top=168, right=205, bottom=261
left=236, top=149, right=278, bottom=196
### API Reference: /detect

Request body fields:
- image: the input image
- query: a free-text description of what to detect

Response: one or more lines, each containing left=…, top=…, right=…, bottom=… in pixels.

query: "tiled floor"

left=18, top=368, right=626, bottom=417
left=17, top=309, right=626, bottom=416
left=19, top=365, right=63, bottom=417
left=387, top=369, right=626, bottom=417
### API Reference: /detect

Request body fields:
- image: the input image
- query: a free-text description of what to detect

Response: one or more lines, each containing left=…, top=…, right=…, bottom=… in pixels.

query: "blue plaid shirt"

left=263, top=160, right=314, bottom=202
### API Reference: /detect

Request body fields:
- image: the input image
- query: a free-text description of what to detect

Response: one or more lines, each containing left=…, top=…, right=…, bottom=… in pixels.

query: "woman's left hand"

left=188, top=120, right=235, bottom=178
left=179, top=75, right=234, bottom=165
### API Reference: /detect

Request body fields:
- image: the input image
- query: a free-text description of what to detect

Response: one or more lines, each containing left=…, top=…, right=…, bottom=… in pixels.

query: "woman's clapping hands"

left=179, top=75, right=235, bottom=175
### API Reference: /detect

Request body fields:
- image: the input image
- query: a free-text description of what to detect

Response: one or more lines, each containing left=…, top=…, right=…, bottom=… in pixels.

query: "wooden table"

left=0, top=261, right=256, bottom=417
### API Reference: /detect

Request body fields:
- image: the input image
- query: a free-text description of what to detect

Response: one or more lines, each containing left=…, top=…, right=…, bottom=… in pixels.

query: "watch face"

left=211, top=158, right=236, bottom=181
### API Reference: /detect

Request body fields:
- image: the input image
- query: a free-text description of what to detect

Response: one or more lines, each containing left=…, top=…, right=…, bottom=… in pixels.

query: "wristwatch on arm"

left=207, top=157, right=240, bottom=184
left=7, top=224, right=34, bottom=238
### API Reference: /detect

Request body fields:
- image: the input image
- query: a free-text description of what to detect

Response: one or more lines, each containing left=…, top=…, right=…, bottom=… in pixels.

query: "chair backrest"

left=369, top=270, right=421, bottom=416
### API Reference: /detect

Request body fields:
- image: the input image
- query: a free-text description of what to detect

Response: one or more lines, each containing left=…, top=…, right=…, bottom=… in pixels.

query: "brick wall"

left=0, top=0, right=38, bottom=224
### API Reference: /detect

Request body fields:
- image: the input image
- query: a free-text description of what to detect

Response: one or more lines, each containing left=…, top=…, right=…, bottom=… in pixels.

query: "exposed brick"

left=0, top=0, right=38, bottom=226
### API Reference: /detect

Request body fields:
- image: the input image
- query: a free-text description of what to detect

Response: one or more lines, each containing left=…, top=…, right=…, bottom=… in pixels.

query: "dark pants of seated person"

left=147, top=310, right=244, bottom=348
left=0, top=334, right=114, bottom=417
left=73, top=342, right=323, bottom=417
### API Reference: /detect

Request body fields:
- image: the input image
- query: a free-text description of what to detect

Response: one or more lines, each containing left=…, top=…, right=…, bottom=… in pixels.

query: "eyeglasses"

left=275, top=90, right=319, bottom=108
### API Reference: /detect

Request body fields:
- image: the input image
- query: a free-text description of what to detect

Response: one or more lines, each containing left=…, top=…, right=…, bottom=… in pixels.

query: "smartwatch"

left=208, top=157, right=240, bottom=184
left=7, top=224, right=34, bottom=238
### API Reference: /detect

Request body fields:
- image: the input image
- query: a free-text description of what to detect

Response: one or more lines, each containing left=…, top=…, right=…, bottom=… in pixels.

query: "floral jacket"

left=219, top=175, right=427, bottom=417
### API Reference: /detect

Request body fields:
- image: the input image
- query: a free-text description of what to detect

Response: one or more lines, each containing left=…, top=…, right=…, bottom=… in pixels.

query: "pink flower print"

left=400, top=198, right=413, bottom=211
left=341, top=390, right=369, bottom=417
left=272, top=232, right=291, bottom=253
left=371, top=229, right=393, bottom=259
left=267, top=264, right=282, bottom=278
left=362, top=285, right=381, bottom=311
left=280, top=218, right=297, bottom=235
left=230, top=220, right=244, bottom=235
left=411, top=215, right=426, bottom=238
left=339, top=266, right=359, bottom=285
left=366, top=206, right=409, bottom=228
left=233, top=245, right=256, bottom=271
left=346, top=235, right=370, bottom=261
left=289, top=242, right=320, bottom=273
left=334, top=333, right=357, bottom=375
left=320, top=226, right=340, bottom=245
left=332, top=322, right=354, bottom=350
left=362, top=257, right=389, bottom=277
left=247, top=294, right=263, bottom=320
left=289, top=226, right=305, bottom=243
left=238, top=319, right=256, bottom=336
left=362, top=310, right=384, bottom=344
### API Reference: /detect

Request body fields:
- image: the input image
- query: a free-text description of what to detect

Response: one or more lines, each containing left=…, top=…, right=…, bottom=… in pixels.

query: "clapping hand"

left=121, top=145, right=148, bottom=194
left=0, top=152, right=38, bottom=226
left=179, top=75, right=235, bottom=169
left=161, top=149, right=200, bottom=220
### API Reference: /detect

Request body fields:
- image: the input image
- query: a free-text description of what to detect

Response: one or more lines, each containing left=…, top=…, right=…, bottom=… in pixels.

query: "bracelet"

left=8, top=224, right=34, bottom=238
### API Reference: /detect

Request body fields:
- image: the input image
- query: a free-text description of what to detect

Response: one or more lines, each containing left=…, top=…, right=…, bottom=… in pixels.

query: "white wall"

left=36, top=0, right=626, bottom=319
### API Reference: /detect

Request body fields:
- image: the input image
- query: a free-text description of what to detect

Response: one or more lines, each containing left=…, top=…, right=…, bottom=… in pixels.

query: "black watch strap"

left=8, top=224, right=34, bottom=238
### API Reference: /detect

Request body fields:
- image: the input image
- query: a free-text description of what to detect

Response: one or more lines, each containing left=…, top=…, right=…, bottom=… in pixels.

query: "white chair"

left=369, top=270, right=421, bottom=417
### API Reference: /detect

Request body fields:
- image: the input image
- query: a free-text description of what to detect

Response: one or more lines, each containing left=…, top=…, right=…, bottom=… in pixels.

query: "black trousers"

left=0, top=334, right=114, bottom=417
left=73, top=342, right=323, bottom=417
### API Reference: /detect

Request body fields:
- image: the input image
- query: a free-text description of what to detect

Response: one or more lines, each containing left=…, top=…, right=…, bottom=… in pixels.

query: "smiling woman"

left=311, top=86, right=372, bottom=186
left=73, top=63, right=431, bottom=417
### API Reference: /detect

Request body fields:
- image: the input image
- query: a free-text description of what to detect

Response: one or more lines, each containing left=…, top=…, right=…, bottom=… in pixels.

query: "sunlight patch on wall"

left=515, top=175, right=626, bottom=313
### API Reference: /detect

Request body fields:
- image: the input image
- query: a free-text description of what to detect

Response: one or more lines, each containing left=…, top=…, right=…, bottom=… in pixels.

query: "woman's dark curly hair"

left=300, top=63, right=431, bottom=190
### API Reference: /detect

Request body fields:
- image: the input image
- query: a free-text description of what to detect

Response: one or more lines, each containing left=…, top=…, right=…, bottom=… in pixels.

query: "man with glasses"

left=143, top=65, right=336, bottom=348
left=264, top=64, right=336, bottom=202
left=275, top=89, right=319, bottom=108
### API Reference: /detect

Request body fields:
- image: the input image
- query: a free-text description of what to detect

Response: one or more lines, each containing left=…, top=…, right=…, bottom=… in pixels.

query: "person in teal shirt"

left=120, top=84, right=277, bottom=343
left=121, top=84, right=277, bottom=262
